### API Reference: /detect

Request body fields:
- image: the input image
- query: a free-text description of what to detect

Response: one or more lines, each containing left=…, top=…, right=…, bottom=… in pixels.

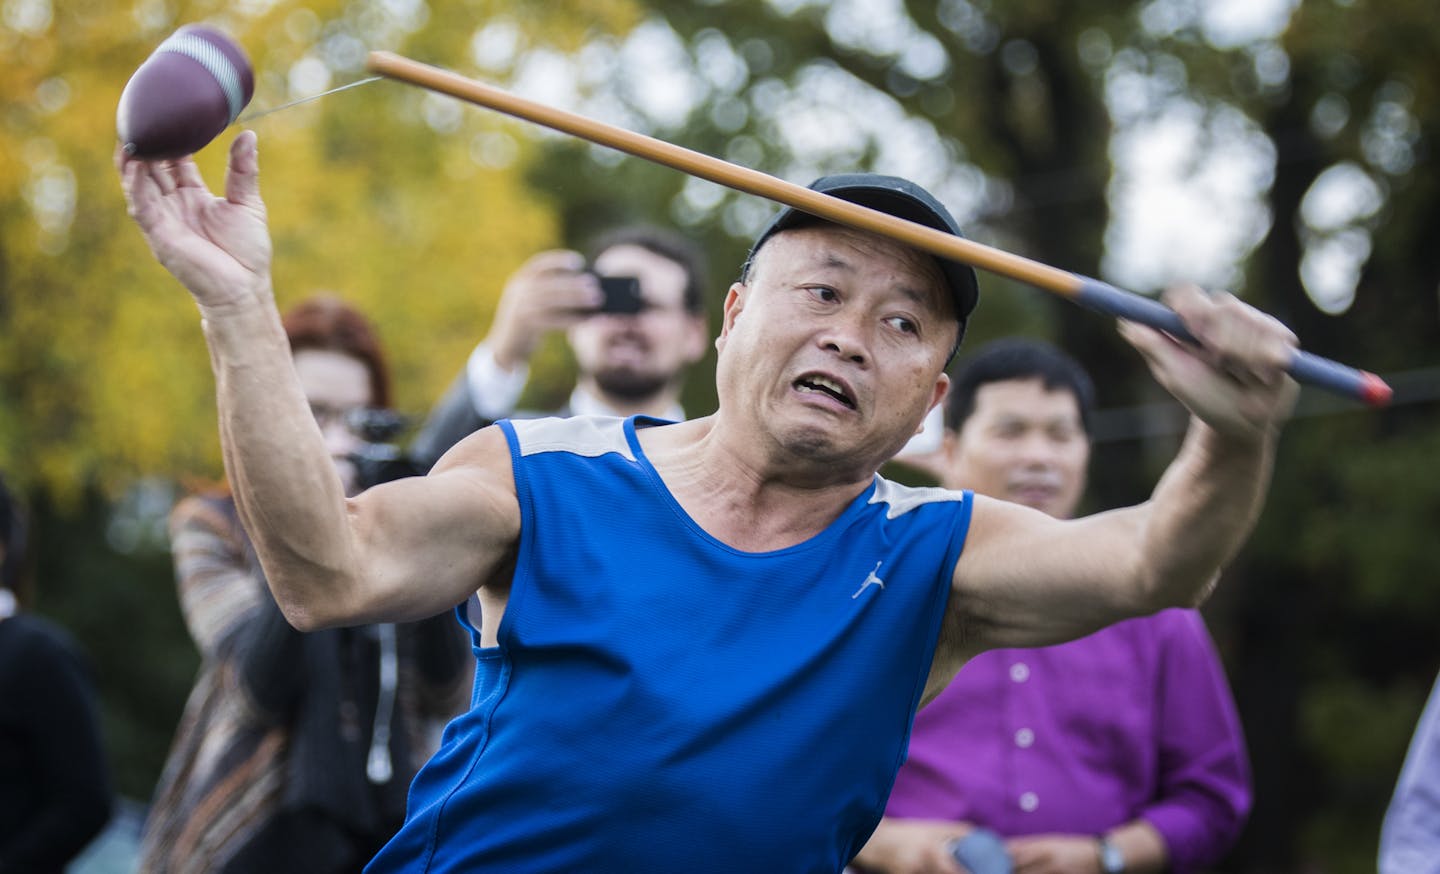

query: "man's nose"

left=819, top=312, right=870, bottom=365
left=1015, top=432, right=1060, bottom=466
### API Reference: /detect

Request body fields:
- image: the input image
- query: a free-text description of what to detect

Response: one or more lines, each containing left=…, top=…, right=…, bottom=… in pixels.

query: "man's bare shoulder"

left=964, top=492, right=1055, bottom=535
left=432, top=423, right=516, bottom=480
left=325, top=423, right=521, bottom=623
left=416, top=424, right=520, bottom=529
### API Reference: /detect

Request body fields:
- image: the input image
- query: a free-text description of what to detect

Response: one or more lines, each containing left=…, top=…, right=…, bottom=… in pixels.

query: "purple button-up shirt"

left=885, top=608, right=1251, bottom=874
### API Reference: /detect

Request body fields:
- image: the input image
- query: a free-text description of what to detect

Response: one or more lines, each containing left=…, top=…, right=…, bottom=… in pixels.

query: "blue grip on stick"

left=1073, top=277, right=1391, bottom=407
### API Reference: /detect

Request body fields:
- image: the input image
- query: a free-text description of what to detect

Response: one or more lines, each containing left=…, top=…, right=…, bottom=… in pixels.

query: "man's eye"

left=808, top=286, right=838, bottom=303
left=886, top=316, right=918, bottom=335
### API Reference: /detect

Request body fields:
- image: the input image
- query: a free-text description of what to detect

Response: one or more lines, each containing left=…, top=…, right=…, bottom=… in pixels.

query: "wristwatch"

left=1097, top=836, right=1125, bottom=874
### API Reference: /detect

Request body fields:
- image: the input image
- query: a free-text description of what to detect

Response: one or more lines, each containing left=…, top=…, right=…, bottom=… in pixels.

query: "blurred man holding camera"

left=411, top=227, right=711, bottom=465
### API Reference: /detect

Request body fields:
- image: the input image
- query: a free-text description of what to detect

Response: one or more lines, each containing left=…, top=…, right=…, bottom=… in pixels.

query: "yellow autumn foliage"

left=0, top=0, right=644, bottom=500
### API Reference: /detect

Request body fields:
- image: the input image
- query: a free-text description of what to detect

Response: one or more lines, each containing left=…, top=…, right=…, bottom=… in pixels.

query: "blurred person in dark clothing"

left=0, top=474, right=114, bottom=873
left=138, top=296, right=472, bottom=874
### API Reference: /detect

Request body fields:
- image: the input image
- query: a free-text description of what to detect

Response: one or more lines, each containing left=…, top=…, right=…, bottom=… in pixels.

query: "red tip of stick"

left=1359, top=372, right=1393, bottom=407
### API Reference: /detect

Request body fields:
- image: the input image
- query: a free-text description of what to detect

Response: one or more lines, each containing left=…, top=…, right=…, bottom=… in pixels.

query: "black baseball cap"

left=748, top=174, right=981, bottom=336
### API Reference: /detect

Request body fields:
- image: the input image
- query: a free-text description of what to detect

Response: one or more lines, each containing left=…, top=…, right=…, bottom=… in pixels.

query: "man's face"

left=567, top=244, right=707, bottom=401
left=715, top=224, right=955, bottom=474
left=943, top=378, right=1090, bottom=519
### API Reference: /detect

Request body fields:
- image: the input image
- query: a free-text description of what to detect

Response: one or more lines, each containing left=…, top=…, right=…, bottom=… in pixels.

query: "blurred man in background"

left=854, top=339, right=1251, bottom=874
left=410, top=226, right=710, bottom=465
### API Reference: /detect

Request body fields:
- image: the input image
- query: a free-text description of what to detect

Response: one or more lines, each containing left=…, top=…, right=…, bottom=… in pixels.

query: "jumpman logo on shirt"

left=851, top=561, right=886, bottom=599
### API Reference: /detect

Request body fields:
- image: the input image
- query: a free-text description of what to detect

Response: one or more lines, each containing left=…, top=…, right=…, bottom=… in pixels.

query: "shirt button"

left=1010, top=662, right=1030, bottom=683
left=1015, top=727, right=1034, bottom=748
left=1019, top=791, right=1039, bottom=812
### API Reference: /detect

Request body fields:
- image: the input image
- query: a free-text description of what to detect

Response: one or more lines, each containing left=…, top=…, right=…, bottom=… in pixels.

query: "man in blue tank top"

left=121, top=132, right=1299, bottom=873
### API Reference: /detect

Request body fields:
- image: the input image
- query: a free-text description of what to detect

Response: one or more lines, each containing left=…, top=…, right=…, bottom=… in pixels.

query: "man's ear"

left=927, top=372, right=950, bottom=424
left=715, top=282, right=747, bottom=354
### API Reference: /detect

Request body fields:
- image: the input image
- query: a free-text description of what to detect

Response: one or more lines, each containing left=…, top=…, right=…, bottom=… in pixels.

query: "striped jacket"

left=137, top=493, right=470, bottom=874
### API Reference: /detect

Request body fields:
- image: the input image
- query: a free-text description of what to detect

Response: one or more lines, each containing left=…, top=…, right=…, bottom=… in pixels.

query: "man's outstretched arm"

left=950, top=286, right=1298, bottom=654
left=119, top=132, right=518, bottom=628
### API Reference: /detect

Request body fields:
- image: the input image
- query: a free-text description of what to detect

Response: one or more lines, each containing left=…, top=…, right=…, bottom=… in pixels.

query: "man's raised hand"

left=1119, top=285, right=1299, bottom=441
left=117, top=130, right=272, bottom=312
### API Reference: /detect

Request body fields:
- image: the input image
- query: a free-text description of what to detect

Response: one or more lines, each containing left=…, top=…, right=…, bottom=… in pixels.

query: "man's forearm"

left=1139, top=417, right=1277, bottom=609
left=200, top=295, right=357, bottom=629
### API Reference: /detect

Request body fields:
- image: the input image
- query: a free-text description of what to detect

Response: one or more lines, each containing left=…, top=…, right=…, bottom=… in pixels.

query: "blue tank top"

left=368, top=416, right=972, bottom=873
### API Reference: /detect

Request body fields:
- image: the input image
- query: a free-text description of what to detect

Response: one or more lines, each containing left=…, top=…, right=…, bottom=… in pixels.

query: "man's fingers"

left=224, top=130, right=262, bottom=209
left=1125, top=313, right=1269, bottom=394
left=501, top=250, right=599, bottom=312
left=174, top=156, right=207, bottom=190
left=523, top=249, right=587, bottom=275
left=1162, top=286, right=1297, bottom=382
left=544, top=272, right=603, bottom=312
left=1162, top=283, right=1213, bottom=338
left=149, top=160, right=178, bottom=197
left=121, top=158, right=161, bottom=226
left=1126, top=286, right=1300, bottom=438
left=1117, top=318, right=1175, bottom=371
left=511, top=270, right=602, bottom=317
left=118, top=155, right=141, bottom=204
left=1004, top=840, right=1052, bottom=874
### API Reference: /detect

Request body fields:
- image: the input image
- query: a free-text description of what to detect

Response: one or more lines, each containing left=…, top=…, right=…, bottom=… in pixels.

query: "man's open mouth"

left=794, top=374, right=856, bottom=409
